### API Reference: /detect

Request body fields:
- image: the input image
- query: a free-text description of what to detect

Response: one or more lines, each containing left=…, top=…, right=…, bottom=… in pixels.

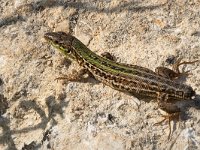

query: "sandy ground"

left=0, top=0, right=200, bottom=150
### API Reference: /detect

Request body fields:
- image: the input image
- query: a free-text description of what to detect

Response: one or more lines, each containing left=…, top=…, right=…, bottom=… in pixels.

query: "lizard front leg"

left=101, top=52, right=116, bottom=61
left=55, top=68, right=93, bottom=83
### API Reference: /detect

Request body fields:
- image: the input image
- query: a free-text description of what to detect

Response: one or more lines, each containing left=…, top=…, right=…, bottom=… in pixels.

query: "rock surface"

left=0, top=0, right=200, bottom=149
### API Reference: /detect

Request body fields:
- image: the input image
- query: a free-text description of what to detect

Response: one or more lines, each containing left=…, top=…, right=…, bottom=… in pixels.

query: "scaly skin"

left=44, top=32, right=196, bottom=106
left=44, top=31, right=197, bottom=139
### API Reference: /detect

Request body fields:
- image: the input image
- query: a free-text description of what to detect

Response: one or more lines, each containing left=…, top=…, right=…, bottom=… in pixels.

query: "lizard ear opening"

left=59, top=46, right=71, bottom=54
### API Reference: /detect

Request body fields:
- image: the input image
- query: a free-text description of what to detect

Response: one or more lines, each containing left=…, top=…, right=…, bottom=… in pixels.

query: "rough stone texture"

left=0, top=0, right=200, bottom=150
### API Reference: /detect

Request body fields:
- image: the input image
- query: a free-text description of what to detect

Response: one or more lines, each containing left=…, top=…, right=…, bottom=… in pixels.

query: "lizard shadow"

left=194, top=94, right=200, bottom=108
left=0, top=1, right=167, bottom=28
left=0, top=95, right=69, bottom=149
left=0, top=117, right=17, bottom=150
left=176, top=94, right=200, bottom=121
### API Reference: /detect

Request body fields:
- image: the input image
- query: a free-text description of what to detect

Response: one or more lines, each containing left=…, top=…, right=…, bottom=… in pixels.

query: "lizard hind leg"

left=155, top=57, right=199, bottom=80
left=154, top=109, right=180, bottom=140
left=155, top=93, right=181, bottom=139
left=172, top=57, right=199, bottom=74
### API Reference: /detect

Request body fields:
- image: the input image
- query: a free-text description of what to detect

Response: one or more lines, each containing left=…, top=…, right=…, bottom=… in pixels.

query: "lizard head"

left=44, top=32, right=75, bottom=59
